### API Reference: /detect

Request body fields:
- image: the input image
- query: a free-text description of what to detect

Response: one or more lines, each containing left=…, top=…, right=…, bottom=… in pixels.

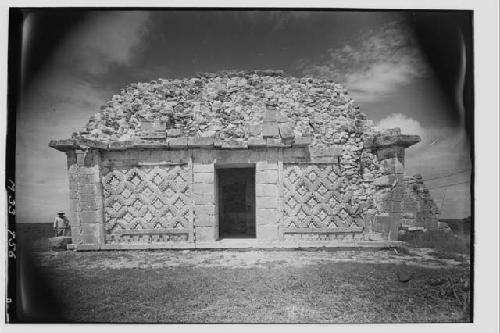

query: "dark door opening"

left=216, top=167, right=255, bottom=239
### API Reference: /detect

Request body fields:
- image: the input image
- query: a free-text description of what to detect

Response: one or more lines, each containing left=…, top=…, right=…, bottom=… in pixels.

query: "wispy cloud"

left=53, top=11, right=151, bottom=75
left=299, top=20, right=429, bottom=103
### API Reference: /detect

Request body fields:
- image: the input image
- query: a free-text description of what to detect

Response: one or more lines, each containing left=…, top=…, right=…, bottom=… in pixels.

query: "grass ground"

left=23, top=248, right=471, bottom=323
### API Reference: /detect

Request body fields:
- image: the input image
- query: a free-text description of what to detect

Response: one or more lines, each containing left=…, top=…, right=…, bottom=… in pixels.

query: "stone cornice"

left=48, top=136, right=315, bottom=152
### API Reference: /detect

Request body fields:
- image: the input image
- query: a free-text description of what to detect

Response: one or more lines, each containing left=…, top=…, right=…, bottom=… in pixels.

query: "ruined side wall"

left=401, top=175, right=439, bottom=230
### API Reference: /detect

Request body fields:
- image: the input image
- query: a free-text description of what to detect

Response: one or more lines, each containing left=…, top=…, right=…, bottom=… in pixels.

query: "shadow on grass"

left=400, top=230, right=471, bottom=255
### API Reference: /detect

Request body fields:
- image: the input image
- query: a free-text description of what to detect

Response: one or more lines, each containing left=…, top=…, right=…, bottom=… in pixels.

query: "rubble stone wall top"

left=73, top=70, right=386, bottom=149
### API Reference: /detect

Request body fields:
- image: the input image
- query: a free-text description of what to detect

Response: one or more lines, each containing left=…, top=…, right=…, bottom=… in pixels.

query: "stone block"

left=256, top=208, right=278, bottom=225
left=193, top=172, right=214, bottom=184
left=79, top=184, right=100, bottom=196
left=81, top=223, right=101, bottom=238
left=248, top=137, right=267, bottom=147
left=79, top=210, right=103, bottom=224
left=188, top=137, right=214, bottom=148
left=166, top=128, right=181, bottom=137
left=194, top=204, right=216, bottom=216
left=167, top=137, right=188, bottom=148
left=196, top=226, right=217, bottom=242
left=256, top=161, right=278, bottom=171
left=78, top=173, right=100, bottom=184
left=69, top=199, right=80, bottom=214
left=69, top=186, right=79, bottom=200
left=192, top=192, right=215, bottom=205
left=78, top=199, right=103, bottom=211
left=221, top=140, right=248, bottom=149
left=108, top=141, right=134, bottom=150
left=377, top=147, right=397, bottom=161
left=248, top=124, right=262, bottom=137
left=256, top=224, right=279, bottom=241
left=80, top=233, right=99, bottom=245
left=256, top=184, right=278, bottom=197
left=256, top=196, right=278, bottom=209
left=140, top=120, right=166, bottom=132
left=264, top=108, right=278, bottom=122
left=193, top=164, right=214, bottom=173
left=266, top=138, right=282, bottom=147
left=193, top=183, right=214, bottom=195
left=194, top=214, right=216, bottom=227
left=262, top=122, right=279, bottom=138
left=278, top=123, right=294, bottom=140
left=293, top=136, right=313, bottom=147
left=255, top=169, right=278, bottom=184
left=311, top=146, right=342, bottom=158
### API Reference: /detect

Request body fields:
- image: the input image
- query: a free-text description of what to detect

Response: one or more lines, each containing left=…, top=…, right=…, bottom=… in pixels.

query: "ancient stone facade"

left=50, top=70, right=438, bottom=250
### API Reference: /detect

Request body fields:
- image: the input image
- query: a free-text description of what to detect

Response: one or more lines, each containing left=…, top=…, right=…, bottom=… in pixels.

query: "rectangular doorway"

left=216, top=166, right=255, bottom=239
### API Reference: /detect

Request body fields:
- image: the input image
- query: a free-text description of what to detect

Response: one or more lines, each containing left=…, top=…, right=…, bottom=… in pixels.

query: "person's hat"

left=57, top=210, right=65, bottom=215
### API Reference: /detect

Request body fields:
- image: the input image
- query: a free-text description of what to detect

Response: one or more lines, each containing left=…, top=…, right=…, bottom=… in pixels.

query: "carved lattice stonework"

left=102, top=165, right=192, bottom=243
left=283, top=164, right=362, bottom=230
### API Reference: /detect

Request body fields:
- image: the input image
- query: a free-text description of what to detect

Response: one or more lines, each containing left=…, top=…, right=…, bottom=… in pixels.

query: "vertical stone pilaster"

left=255, top=157, right=279, bottom=241
left=67, top=148, right=104, bottom=247
left=277, top=150, right=284, bottom=240
left=192, top=162, right=217, bottom=242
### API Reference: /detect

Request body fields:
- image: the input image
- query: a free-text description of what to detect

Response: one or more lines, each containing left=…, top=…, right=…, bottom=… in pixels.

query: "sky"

left=13, top=10, right=473, bottom=222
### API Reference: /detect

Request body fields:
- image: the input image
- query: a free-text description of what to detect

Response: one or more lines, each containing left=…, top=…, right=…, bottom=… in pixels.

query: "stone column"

left=255, top=150, right=280, bottom=242
left=66, top=148, right=104, bottom=248
left=368, top=129, right=420, bottom=241
left=192, top=162, right=217, bottom=242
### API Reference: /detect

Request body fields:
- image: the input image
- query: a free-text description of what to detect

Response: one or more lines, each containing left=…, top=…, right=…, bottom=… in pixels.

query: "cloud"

left=16, top=12, right=152, bottom=222
left=299, top=20, right=429, bottom=103
left=54, top=11, right=151, bottom=75
left=377, top=113, right=426, bottom=139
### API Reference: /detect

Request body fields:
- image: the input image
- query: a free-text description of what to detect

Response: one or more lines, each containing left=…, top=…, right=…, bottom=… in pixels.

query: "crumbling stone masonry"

left=50, top=70, right=438, bottom=250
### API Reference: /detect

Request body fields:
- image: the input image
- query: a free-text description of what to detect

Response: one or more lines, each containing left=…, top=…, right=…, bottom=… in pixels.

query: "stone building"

left=49, top=70, right=438, bottom=250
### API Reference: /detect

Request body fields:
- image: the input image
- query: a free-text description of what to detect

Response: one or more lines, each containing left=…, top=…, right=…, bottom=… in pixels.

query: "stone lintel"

left=49, top=138, right=108, bottom=152
left=367, top=133, right=421, bottom=149
left=49, top=139, right=76, bottom=152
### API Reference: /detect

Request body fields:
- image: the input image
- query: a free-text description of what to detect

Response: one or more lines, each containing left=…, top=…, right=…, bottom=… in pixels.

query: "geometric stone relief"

left=283, top=164, right=363, bottom=231
left=101, top=164, right=192, bottom=243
